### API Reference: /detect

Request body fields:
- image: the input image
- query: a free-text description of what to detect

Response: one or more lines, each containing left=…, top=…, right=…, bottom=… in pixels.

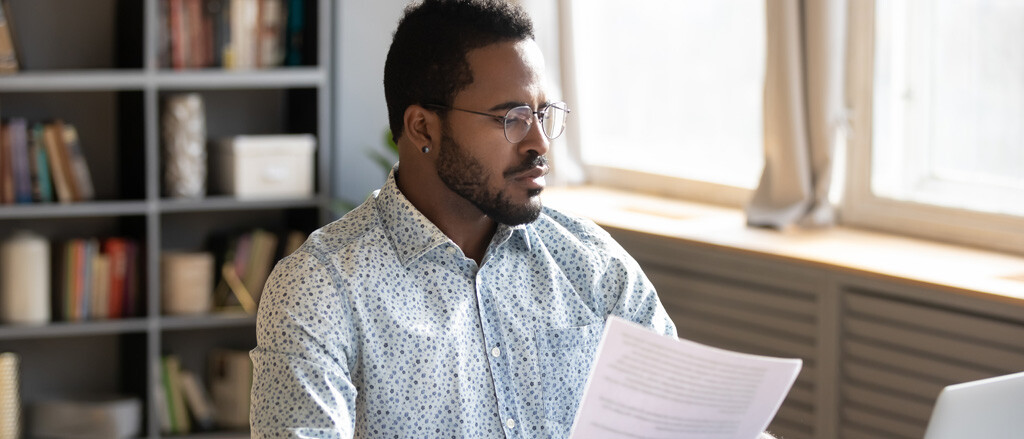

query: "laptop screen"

left=923, top=371, right=1024, bottom=439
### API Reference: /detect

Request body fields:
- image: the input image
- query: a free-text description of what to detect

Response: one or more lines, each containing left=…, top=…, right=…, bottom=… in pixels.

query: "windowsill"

left=543, top=185, right=1024, bottom=303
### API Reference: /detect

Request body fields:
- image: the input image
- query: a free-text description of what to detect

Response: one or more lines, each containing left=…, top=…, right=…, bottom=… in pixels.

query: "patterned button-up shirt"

left=250, top=169, right=676, bottom=438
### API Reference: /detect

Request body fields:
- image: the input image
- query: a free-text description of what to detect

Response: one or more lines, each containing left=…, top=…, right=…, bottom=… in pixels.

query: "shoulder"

left=531, top=204, right=620, bottom=252
left=270, top=198, right=393, bottom=291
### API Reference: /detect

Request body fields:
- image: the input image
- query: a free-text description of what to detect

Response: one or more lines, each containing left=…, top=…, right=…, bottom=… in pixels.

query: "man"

left=250, top=1, right=677, bottom=437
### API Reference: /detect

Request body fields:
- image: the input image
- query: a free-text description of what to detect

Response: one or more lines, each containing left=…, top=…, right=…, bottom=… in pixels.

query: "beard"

left=435, top=129, right=546, bottom=226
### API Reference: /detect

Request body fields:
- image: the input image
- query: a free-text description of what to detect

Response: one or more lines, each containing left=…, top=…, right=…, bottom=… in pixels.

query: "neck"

left=396, top=163, right=496, bottom=265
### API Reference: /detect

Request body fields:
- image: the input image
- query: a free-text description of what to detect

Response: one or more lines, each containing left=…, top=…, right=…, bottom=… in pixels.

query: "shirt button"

left=506, top=418, right=516, bottom=429
left=445, top=246, right=457, bottom=254
left=491, top=347, right=500, bottom=357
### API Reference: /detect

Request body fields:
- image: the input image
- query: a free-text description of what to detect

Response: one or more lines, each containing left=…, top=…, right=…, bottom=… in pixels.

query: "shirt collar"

left=374, top=165, right=534, bottom=266
left=374, top=166, right=451, bottom=266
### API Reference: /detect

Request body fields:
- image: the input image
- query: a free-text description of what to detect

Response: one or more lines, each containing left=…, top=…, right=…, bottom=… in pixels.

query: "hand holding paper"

left=570, top=316, right=802, bottom=439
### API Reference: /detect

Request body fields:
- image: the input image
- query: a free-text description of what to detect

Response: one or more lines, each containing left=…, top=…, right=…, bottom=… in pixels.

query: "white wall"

left=332, top=0, right=567, bottom=209
left=333, top=0, right=408, bottom=209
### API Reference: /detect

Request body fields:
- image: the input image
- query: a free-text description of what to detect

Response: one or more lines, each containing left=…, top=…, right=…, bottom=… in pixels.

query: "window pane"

left=571, top=1, right=764, bottom=189
left=873, top=1, right=1024, bottom=216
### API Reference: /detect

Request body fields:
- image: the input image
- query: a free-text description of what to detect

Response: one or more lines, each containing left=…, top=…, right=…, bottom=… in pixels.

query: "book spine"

left=124, top=240, right=140, bottom=317
left=43, top=122, right=74, bottom=203
left=160, top=356, right=178, bottom=434
left=0, top=122, right=13, bottom=204
left=91, top=253, right=109, bottom=320
left=179, top=369, right=215, bottom=430
left=284, top=0, right=303, bottom=66
left=103, top=238, right=126, bottom=319
left=62, top=240, right=74, bottom=321
left=164, top=355, right=191, bottom=433
left=8, top=119, right=31, bottom=203
left=62, top=125, right=94, bottom=201
left=28, top=123, right=54, bottom=202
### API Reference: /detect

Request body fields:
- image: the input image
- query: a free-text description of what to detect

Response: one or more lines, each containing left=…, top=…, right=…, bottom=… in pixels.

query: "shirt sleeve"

left=589, top=225, right=677, bottom=338
left=249, top=249, right=358, bottom=439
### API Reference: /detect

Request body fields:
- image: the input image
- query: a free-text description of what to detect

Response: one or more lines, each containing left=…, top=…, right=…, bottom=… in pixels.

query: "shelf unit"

left=0, top=0, right=333, bottom=437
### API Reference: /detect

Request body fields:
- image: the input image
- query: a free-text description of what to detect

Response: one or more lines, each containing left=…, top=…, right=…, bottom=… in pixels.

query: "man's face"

left=435, top=39, right=551, bottom=226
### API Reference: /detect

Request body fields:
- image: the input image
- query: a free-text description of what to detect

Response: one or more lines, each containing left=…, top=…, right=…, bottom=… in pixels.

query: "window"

left=566, top=0, right=765, bottom=205
left=563, top=0, right=1024, bottom=253
left=871, top=1, right=1024, bottom=218
left=844, top=0, right=1024, bottom=254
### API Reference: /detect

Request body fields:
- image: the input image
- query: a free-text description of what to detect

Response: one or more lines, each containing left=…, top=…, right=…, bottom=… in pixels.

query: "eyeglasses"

left=425, top=101, right=570, bottom=143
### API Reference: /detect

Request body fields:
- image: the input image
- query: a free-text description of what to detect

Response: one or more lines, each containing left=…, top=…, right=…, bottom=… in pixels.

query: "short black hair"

left=384, top=0, right=535, bottom=141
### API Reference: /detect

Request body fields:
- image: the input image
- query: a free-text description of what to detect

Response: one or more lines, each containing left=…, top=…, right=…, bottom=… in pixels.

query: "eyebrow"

left=487, top=100, right=552, bottom=112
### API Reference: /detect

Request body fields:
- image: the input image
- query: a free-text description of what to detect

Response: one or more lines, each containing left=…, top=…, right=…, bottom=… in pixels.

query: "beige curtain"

left=746, top=0, right=849, bottom=229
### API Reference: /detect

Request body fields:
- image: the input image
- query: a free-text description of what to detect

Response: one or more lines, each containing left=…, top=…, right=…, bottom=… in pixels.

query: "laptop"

left=923, top=371, right=1024, bottom=439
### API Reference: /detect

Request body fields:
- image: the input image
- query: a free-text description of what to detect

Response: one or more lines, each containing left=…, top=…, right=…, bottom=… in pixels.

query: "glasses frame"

left=424, top=102, right=570, bottom=143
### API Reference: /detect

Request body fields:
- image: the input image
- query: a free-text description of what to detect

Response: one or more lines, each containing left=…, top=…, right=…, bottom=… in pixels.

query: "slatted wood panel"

left=840, top=290, right=1024, bottom=439
left=645, top=267, right=819, bottom=439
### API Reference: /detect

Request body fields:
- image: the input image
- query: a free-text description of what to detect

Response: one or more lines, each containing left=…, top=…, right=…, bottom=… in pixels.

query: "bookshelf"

left=0, top=0, right=332, bottom=437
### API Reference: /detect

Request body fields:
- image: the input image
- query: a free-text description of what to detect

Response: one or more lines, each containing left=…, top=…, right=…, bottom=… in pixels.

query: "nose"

left=517, top=115, right=550, bottom=157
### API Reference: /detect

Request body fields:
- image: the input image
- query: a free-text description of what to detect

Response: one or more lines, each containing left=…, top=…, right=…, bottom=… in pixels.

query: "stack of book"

left=162, top=0, right=308, bottom=70
left=57, top=237, right=140, bottom=322
left=157, top=355, right=215, bottom=435
left=213, top=228, right=303, bottom=313
left=0, top=118, right=95, bottom=204
left=157, top=349, right=250, bottom=434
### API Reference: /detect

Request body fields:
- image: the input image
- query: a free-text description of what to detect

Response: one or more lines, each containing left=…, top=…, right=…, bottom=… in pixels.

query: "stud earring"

left=421, top=146, right=430, bottom=153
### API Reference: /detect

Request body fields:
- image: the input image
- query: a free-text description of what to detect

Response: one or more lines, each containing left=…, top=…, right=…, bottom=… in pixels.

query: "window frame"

left=557, top=0, right=758, bottom=209
left=558, top=0, right=1024, bottom=256
left=842, top=0, right=1024, bottom=255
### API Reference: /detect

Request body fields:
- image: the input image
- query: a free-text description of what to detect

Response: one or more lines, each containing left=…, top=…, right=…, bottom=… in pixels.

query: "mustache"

left=504, top=155, right=548, bottom=178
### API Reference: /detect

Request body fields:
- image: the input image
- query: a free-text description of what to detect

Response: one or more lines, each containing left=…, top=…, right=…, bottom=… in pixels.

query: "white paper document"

left=570, top=316, right=802, bottom=439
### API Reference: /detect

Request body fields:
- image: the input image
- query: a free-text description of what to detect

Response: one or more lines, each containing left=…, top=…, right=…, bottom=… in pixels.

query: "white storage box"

left=214, top=134, right=316, bottom=199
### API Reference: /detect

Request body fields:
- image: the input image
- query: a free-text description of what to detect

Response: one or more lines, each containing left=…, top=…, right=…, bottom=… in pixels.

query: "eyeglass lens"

left=505, top=102, right=568, bottom=143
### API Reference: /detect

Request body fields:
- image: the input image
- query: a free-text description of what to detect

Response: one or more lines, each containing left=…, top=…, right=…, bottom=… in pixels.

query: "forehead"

left=457, top=39, right=547, bottom=107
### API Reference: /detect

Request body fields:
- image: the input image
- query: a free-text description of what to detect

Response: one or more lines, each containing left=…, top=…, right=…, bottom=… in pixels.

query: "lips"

left=515, top=165, right=548, bottom=181
left=512, top=165, right=548, bottom=192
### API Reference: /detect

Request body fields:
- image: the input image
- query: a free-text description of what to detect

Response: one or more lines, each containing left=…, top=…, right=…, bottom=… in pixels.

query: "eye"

left=506, top=107, right=533, bottom=122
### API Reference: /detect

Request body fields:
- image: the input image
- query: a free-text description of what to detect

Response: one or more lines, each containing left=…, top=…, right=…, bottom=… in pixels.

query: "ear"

left=403, top=104, right=441, bottom=152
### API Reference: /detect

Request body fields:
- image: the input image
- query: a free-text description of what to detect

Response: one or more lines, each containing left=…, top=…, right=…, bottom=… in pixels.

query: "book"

left=168, top=0, right=186, bottom=69
left=28, top=123, right=54, bottom=202
left=61, top=124, right=94, bottom=201
left=186, top=0, right=205, bottom=68
left=256, top=0, right=285, bottom=68
left=122, top=239, right=140, bottom=317
left=162, top=355, right=191, bottom=434
left=208, top=0, right=230, bottom=67
left=243, top=229, right=277, bottom=303
left=80, top=238, right=98, bottom=320
left=64, top=240, right=80, bottom=321
left=42, top=121, right=75, bottom=203
left=179, top=369, right=216, bottom=430
left=7, top=118, right=31, bottom=203
left=230, top=0, right=258, bottom=69
left=284, top=0, right=305, bottom=66
left=152, top=361, right=172, bottom=433
left=103, top=237, right=129, bottom=319
left=569, top=316, right=802, bottom=439
left=90, top=253, right=110, bottom=320
left=0, top=123, right=10, bottom=204
left=283, top=229, right=305, bottom=257
left=0, top=0, right=18, bottom=74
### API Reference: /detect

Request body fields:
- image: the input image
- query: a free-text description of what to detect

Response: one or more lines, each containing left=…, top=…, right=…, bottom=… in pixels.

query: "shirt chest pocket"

left=535, top=323, right=604, bottom=425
